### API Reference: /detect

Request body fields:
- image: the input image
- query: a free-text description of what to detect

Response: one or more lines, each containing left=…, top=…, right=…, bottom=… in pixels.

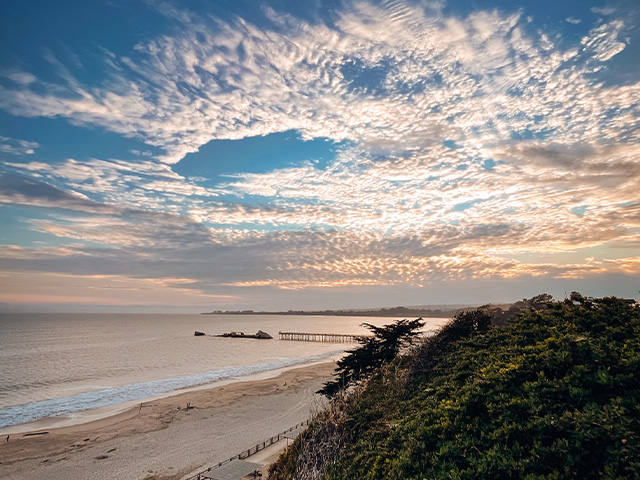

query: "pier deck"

left=278, top=331, right=371, bottom=342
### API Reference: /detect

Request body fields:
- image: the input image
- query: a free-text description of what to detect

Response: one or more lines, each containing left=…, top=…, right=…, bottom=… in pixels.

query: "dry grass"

left=268, top=388, right=363, bottom=480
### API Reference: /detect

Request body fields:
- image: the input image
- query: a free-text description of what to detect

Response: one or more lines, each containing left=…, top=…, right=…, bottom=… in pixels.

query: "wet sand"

left=0, top=361, right=335, bottom=480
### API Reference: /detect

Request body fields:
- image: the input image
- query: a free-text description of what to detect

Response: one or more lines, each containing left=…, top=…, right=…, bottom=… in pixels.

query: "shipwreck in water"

left=195, top=330, right=273, bottom=339
left=217, top=330, right=273, bottom=339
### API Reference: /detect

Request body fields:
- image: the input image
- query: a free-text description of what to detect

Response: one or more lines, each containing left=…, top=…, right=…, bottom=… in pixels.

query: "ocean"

left=0, top=313, right=447, bottom=430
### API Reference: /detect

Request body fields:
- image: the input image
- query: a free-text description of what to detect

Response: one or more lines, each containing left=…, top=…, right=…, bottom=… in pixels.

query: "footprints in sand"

left=94, top=447, right=116, bottom=460
left=43, top=437, right=119, bottom=463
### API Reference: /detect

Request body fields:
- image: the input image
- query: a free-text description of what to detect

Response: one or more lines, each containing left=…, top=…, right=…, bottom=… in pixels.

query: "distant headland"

left=201, top=304, right=476, bottom=318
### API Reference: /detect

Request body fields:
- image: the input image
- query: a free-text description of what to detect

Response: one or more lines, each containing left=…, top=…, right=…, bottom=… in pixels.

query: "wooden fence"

left=185, top=419, right=310, bottom=480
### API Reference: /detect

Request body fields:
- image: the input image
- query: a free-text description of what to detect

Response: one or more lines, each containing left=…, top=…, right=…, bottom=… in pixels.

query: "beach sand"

left=0, top=361, right=335, bottom=480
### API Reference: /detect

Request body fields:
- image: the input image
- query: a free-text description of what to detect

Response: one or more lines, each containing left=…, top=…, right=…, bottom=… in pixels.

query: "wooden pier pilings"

left=278, top=331, right=369, bottom=343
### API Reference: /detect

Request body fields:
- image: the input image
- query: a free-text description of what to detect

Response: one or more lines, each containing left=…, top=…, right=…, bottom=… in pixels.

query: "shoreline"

left=0, top=360, right=336, bottom=480
left=0, top=352, right=344, bottom=435
left=0, top=354, right=342, bottom=436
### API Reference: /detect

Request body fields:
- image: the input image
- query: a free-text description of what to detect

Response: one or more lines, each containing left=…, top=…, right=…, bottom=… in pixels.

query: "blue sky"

left=0, top=0, right=638, bottom=312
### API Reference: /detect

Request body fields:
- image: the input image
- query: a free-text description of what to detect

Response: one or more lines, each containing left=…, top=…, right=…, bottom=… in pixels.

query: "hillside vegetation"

left=270, top=294, right=640, bottom=479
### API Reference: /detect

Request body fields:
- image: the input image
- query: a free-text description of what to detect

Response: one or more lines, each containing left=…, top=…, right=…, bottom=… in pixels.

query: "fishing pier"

left=278, top=331, right=370, bottom=343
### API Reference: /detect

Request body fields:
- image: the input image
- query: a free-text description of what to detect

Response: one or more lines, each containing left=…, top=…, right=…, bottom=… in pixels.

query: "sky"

left=0, top=0, right=639, bottom=313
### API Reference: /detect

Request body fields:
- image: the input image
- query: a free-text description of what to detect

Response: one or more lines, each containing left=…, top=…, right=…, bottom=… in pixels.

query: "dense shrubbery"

left=270, top=295, right=640, bottom=480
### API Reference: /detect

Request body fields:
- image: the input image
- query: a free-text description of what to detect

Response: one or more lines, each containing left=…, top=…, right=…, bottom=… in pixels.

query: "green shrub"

left=272, top=296, right=640, bottom=480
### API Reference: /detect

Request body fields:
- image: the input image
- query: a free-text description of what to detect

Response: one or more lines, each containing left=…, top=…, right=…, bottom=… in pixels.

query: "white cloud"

left=0, top=1, right=638, bottom=296
left=5, top=157, right=217, bottom=212
left=591, top=6, right=617, bottom=16
left=0, top=136, right=39, bottom=156
left=2, top=71, right=37, bottom=85
left=582, top=20, right=627, bottom=61
left=0, top=2, right=635, bottom=170
left=0, top=173, right=120, bottom=214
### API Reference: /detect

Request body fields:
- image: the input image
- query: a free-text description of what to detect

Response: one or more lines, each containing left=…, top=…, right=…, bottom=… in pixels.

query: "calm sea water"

left=0, top=313, right=447, bottom=429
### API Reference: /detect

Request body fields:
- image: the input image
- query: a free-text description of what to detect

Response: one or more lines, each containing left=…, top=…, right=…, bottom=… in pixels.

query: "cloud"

left=0, top=136, right=39, bottom=156
left=1, top=71, right=37, bottom=85
left=0, top=270, right=237, bottom=306
left=2, top=223, right=639, bottom=297
left=0, top=173, right=119, bottom=214
left=27, top=209, right=214, bottom=250
left=591, top=6, right=617, bottom=16
left=566, top=17, right=582, bottom=24
left=582, top=20, right=626, bottom=61
left=0, top=1, right=634, bottom=165
left=205, top=140, right=639, bottom=251
left=0, top=1, right=638, bottom=302
left=4, top=157, right=217, bottom=212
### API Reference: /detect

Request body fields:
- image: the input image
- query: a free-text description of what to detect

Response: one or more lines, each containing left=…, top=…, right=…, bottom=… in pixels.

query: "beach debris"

left=23, top=431, right=49, bottom=436
left=213, top=330, right=273, bottom=339
left=194, top=331, right=206, bottom=336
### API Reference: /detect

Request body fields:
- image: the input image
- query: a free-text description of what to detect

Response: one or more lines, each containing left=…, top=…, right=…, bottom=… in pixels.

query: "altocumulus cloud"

left=0, top=0, right=639, bottom=306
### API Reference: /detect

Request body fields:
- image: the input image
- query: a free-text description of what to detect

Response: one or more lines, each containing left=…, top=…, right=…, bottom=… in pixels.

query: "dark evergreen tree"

left=319, top=318, right=425, bottom=397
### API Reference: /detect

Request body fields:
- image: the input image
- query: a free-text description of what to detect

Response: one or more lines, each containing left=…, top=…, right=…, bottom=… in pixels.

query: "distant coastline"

left=202, top=306, right=472, bottom=318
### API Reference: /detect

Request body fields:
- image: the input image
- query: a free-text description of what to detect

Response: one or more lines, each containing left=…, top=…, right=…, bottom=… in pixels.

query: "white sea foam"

left=0, top=351, right=339, bottom=428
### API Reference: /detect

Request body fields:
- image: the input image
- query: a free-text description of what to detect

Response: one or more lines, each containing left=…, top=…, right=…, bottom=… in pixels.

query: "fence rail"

left=186, top=419, right=310, bottom=480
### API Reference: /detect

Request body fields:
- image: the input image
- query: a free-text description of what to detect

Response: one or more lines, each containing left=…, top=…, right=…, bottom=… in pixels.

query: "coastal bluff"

left=269, top=294, right=640, bottom=480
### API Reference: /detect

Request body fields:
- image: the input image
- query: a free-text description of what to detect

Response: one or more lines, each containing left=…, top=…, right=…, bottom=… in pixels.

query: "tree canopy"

left=318, top=318, right=425, bottom=397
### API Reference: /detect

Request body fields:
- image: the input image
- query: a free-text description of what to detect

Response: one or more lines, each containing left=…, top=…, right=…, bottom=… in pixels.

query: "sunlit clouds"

left=0, top=0, right=638, bottom=310
left=0, top=270, right=238, bottom=307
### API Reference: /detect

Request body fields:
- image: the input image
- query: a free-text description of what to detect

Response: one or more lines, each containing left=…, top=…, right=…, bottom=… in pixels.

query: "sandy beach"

left=0, top=361, right=335, bottom=480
